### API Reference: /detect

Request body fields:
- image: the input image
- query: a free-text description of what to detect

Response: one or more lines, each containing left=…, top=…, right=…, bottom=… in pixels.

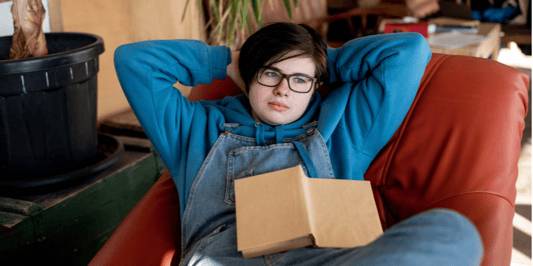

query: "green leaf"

left=246, top=15, right=253, bottom=35
left=244, top=0, right=254, bottom=34
left=283, top=0, right=293, bottom=20
left=227, top=0, right=241, bottom=46
left=255, top=0, right=264, bottom=28
left=241, top=0, right=250, bottom=30
left=251, top=0, right=258, bottom=13
left=210, top=0, right=220, bottom=23
left=181, top=0, right=191, bottom=22
left=293, top=0, right=298, bottom=8
left=214, top=8, right=231, bottom=45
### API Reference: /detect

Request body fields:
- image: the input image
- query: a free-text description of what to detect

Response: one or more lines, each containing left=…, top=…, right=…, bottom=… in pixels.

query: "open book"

left=235, top=165, right=383, bottom=259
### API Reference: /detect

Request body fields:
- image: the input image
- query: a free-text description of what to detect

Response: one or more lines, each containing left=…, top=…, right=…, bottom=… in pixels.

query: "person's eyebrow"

left=265, top=66, right=313, bottom=77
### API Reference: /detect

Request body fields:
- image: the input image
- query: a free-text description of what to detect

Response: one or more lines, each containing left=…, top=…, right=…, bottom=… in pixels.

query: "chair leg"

left=346, top=18, right=359, bottom=38
left=361, top=15, right=368, bottom=36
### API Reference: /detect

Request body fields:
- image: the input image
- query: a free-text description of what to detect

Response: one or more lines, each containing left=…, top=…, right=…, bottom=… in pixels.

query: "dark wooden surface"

left=501, top=24, right=532, bottom=45
left=0, top=136, right=165, bottom=265
left=98, top=110, right=147, bottom=139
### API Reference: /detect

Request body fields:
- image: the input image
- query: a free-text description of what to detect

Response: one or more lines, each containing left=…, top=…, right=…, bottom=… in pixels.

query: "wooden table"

left=0, top=136, right=165, bottom=265
left=428, top=22, right=502, bottom=59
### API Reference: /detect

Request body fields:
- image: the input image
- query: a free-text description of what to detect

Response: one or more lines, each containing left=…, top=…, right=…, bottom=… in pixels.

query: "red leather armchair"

left=90, top=53, right=529, bottom=266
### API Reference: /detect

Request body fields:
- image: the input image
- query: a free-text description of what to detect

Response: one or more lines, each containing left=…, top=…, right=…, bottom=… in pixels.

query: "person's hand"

left=227, top=51, right=247, bottom=95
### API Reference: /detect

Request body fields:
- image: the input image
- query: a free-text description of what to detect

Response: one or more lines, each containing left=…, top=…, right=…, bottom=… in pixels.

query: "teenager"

left=114, top=22, right=483, bottom=265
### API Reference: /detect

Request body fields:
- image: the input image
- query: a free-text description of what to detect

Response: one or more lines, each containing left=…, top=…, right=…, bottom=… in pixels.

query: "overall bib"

left=179, top=122, right=483, bottom=266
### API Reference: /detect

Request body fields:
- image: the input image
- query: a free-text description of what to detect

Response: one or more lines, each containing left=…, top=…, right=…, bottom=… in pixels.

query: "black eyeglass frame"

left=256, top=68, right=318, bottom=93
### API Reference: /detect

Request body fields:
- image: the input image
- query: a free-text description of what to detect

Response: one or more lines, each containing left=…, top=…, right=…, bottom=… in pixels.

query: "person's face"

left=248, top=52, right=316, bottom=126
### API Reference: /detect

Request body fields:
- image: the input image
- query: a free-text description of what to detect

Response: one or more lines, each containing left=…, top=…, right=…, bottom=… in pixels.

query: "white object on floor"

left=498, top=42, right=532, bottom=70
left=511, top=262, right=532, bottom=266
left=427, top=31, right=493, bottom=49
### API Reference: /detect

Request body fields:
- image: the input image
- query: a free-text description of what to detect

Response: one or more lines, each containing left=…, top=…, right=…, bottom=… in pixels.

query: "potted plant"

left=0, top=0, right=105, bottom=178
left=183, top=0, right=298, bottom=48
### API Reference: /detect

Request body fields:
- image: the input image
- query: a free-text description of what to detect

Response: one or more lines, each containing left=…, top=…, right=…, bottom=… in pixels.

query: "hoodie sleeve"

left=326, top=33, right=431, bottom=159
left=113, top=39, right=231, bottom=174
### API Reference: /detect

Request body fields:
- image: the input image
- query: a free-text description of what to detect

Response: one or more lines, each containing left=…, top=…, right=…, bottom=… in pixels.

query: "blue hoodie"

left=114, top=33, right=431, bottom=219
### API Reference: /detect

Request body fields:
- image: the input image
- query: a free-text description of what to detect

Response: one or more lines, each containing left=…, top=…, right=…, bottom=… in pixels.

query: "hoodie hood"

left=201, top=92, right=323, bottom=145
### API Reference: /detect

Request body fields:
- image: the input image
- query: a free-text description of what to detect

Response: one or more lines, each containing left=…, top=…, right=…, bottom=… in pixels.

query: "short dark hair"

left=238, top=22, right=330, bottom=93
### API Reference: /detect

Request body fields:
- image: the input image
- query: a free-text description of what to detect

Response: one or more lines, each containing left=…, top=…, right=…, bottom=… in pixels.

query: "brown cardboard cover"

left=235, top=165, right=383, bottom=258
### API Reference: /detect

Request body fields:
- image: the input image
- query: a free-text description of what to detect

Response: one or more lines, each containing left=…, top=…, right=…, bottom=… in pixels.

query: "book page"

left=307, top=179, right=383, bottom=248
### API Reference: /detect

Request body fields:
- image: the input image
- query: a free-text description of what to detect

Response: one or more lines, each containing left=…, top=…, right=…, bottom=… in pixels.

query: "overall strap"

left=222, top=123, right=240, bottom=134
left=255, top=123, right=266, bottom=146
left=275, top=125, right=284, bottom=144
left=292, top=141, right=318, bottom=178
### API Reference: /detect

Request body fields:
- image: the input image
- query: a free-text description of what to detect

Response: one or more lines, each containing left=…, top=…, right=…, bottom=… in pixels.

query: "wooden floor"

left=501, top=24, right=532, bottom=46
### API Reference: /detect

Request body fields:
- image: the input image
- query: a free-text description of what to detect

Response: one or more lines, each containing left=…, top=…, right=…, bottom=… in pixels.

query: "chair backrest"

left=187, top=53, right=529, bottom=265
left=368, top=53, right=528, bottom=265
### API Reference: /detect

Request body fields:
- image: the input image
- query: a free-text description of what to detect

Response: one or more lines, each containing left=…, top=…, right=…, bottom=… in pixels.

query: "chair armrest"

left=431, top=193, right=515, bottom=265
left=89, top=170, right=181, bottom=266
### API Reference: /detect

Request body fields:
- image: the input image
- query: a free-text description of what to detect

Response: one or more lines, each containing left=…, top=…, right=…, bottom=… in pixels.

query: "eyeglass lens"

left=258, top=70, right=314, bottom=92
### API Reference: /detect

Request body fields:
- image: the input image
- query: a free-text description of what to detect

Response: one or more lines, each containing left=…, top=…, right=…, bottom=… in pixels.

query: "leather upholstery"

left=90, top=54, right=529, bottom=266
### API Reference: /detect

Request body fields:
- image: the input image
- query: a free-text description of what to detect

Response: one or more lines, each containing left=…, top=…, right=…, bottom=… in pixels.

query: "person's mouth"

left=268, top=101, right=289, bottom=111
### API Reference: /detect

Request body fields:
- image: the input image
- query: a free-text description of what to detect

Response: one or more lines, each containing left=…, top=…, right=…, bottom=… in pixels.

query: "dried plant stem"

left=10, top=0, right=48, bottom=60
left=182, top=0, right=297, bottom=49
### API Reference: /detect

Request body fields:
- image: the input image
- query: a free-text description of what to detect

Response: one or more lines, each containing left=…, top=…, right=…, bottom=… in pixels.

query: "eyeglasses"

left=257, top=68, right=317, bottom=93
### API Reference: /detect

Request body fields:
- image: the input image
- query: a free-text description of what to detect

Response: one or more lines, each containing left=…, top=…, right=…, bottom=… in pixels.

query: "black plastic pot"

left=0, top=32, right=104, bottom=175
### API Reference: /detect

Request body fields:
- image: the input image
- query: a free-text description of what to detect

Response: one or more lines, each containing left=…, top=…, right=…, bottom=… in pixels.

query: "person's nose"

left=273, top=77, right=290, bottom=97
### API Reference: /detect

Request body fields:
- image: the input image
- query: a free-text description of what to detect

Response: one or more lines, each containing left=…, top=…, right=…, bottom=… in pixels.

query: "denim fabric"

left=179, top=123, right=483, bottom=266
left=181, top=122, right=334, bottom=258
left=266, top=209, right=483, bottom=266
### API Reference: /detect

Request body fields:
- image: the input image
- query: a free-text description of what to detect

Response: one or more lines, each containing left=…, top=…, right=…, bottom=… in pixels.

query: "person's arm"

left=113, top=39, right=231, bottom=174
left=326, top=33, right=431, bottom=158
left=227, top=51, right=246, bottom=95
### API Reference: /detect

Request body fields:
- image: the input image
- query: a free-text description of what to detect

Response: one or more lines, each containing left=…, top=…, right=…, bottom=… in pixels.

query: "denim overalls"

left=179, top=122, right=483, bottom=266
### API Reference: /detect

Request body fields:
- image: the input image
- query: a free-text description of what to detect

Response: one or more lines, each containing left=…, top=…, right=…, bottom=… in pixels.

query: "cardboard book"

left=234, top=165, right=383, bottom=259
